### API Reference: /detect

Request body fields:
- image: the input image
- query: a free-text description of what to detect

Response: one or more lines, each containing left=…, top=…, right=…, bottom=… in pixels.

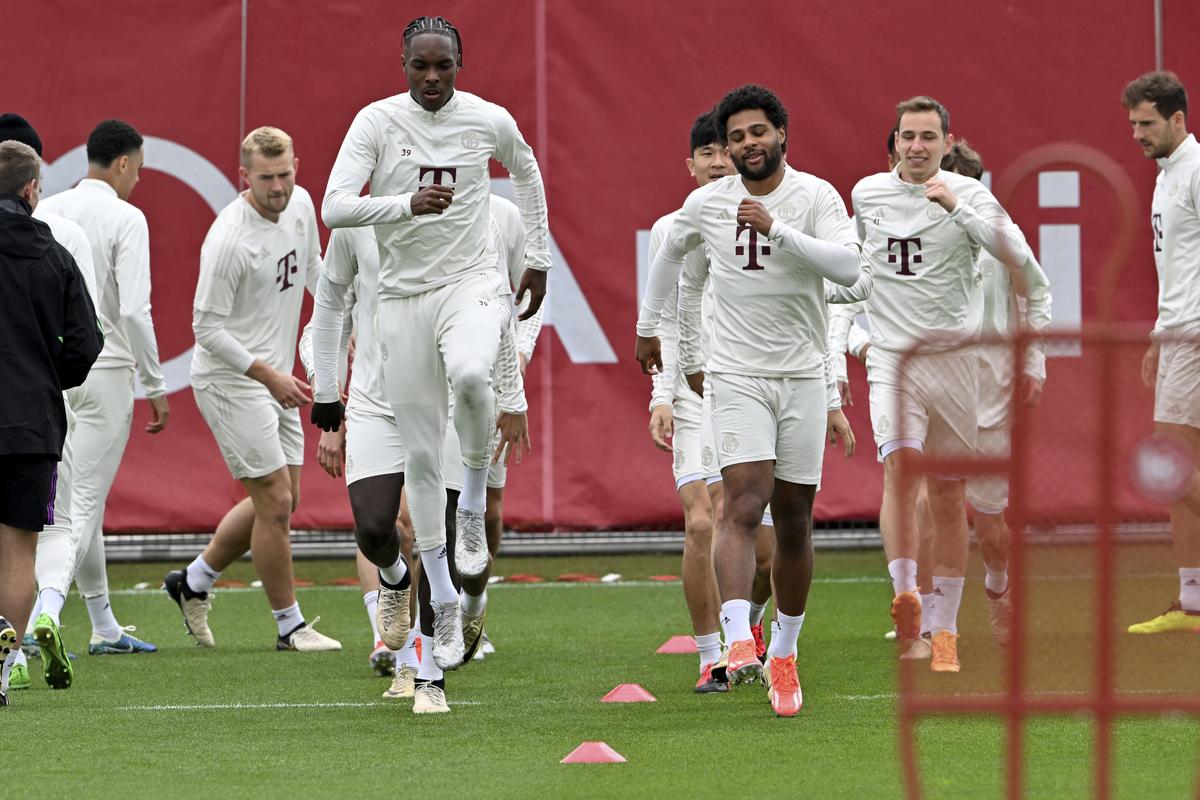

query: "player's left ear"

left=292, top=157, right=300, bottom=178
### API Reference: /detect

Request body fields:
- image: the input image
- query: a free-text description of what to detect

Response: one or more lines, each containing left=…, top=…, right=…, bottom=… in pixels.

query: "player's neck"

left=740, top=166, right=785, bottom=196
left=242, top=190, right=280, bottom=224
left=1164, top=129, right=1190, bottom=159
left=898, top=165, right=937, bottom=185
left=84, top=168, right=120, bottom=194
left=409, top=88, right=455, bottom=113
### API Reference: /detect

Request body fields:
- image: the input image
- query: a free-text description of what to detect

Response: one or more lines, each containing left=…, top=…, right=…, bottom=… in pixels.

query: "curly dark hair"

left=87, top=119, right=142, bottom=167
left=1123, top=71, right=1188, bottom=120
left=715, top=85, right=788, bottom=152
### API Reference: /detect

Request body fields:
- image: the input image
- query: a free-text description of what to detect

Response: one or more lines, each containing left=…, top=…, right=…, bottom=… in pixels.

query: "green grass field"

left=8, top=547, right=1199, bottom=799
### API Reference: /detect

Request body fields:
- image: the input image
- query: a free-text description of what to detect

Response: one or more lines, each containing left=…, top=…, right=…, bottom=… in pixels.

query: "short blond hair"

left=0, top=140, right=40, bottom=196
left=240, top=126, right=293, bottom=168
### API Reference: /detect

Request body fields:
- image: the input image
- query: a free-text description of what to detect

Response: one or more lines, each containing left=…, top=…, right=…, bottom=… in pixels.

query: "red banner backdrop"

left=8, top=1, right=1199, bottom=532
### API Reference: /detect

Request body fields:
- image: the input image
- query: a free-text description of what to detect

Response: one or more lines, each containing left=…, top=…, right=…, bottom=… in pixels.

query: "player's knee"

left=723, top=496, right=767, bottom=536
left=357, top=514, right=397, bottom=552
left=683, top=505, right=714, bottom=545
left=255, top=489, right=292, bottom=530
left=449, top=363, right=492, bottom=409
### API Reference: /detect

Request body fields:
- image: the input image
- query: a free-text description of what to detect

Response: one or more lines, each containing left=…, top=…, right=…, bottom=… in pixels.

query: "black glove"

left=310, top=400, right=345, bottom=432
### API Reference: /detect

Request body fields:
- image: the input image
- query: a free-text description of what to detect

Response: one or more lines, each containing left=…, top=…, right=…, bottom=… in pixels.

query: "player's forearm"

left=193, top=310, right=256, bottom=376
left=827, top=304, right=854, bottom=355
left=1020, top=254, right=1053, bottom=334
left=676, top=280, right=704, bottom=375
left=515, top=304, right=544, bottom=361
left=767, top=220, right=861, bottom=287
left=847, top=321, right=871, bottom=361
left=653, top=307, right=679, bottom=407
left=823, top=349, right=841, bottom=411
left=311, top=275, right=349, bottom=403
left=825, top=264, right=873, bottom=304
left=122, top=309, right=167, bottom=397
left=494, top=320, right=528, bottom=414
left=322, top=189, right=413, bottom=228
left=510, top=171, right=552, bottom=272
left=637, top=250, right=687, bottom=337
left=949, top=203, right=1026, bottom=267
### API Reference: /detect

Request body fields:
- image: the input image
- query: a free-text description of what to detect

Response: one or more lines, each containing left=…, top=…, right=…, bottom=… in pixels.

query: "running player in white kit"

left=163, top=127, right=340, bottom=652
left=38, top=119, right=168, bottom=658
left=941, top=140, right=1051, bottom=647
left=1123, top=71, right=1200, bottom=634
left=853, top=97, right=1026, bottom=673
left=317, top=16, right=550, bottom=702
left=638, top=85, right=861, bottom=716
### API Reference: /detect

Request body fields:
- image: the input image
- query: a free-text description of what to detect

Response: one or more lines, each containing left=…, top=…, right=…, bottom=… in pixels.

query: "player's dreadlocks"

left=403, top=16, right=463, bottom=66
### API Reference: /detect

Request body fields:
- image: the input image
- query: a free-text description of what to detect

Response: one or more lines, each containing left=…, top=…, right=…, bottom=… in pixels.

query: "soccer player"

left=299, top=234, right=417, bottom=678
left=440, top=193, right=538, bottom=662
left=645, top=109, right=738, bottom=692
left=162, top=127, right=340, bottom=652
left=0, top=139, right=104, bottom=706
left=853, top=96, right=1026, bottom=672
left=317, top=15, right=550, bottom=675
left=38, top=119, right=168, bottom=656
left=941, top=140, right=1051, bottom=647
left=1123, top=71, right=1200, bottom=634
left=0, top=115, right=110, bottom=691
left=637, top=85, right=861, bottom=716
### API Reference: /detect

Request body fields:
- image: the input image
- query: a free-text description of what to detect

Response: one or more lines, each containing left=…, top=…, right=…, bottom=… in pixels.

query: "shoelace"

left=434, top=607, right=458, bottom=651
left=772, top=657, right=799, bottom=693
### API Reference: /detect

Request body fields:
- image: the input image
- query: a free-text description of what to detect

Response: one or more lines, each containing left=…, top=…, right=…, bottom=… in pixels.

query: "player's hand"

left=516, top=268, right=547, bottom=321
left=649, top=404, right=674, bottom=452
left=923, top=179, right=958, bottom=213
left=837, top=380, right=853, bottom=408
left=310, top=400, right=345, bottom=432
left=268, top=371, right=312, bottom=409
left=317, top=426, right=346, bottom=478
left=494, top=411, right=532, bottom=465
left=1142, top=341, right=1161, bottom=388
left=827, top=409, right=855, bottom=458
left=685, top=371, right=705, bottom=397
left=146, top=395, right=170, bottom=434
left=736, top=199, right=774, bottom=237
left=636, top=335, right=663, bottom=375
left=410, top=185, right=455, bottom=216
left=1020, top=374, right=1044, bottom=407
left=518, top=352, right=528, bottom=377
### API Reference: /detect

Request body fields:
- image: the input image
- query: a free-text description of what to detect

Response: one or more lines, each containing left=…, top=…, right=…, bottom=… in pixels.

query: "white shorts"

left=866, top=346, right=979, bottom=461
left=709, top=372, right=826, bottom=485
left=966, top=426, right=1010, bottom=515
left=345, top=406, right=406, bottom=486
left=194, top=381, right=303, bottom=480
left=700, top=377, right=721, bottom=483
left=442, top=392, right=506, bottom=491
left=1154, top=334, right=1200, bottom=430
left=672, top=389, right=705, bottom=488
left=976, top=343, right=1015, bottom=430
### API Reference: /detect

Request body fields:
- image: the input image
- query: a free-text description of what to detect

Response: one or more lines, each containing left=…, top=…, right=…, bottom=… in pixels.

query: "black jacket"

left=0, top=195, right=104, bottom=457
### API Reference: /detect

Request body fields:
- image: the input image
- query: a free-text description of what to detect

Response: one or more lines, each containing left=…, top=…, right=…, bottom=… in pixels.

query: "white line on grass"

left=119, top=701, right=483, bottom=711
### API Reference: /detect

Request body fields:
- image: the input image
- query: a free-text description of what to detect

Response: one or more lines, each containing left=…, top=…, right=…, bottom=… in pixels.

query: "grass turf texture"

left=8, top=547, right=1200, bottom=799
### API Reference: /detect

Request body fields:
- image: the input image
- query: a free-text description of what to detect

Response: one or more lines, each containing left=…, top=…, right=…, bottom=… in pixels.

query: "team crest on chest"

left=461, top=130, right=481, bottom=150
left=294, top=218, right=304, bottom=236
left=775, top=202, right=799, bottom=221
left=925, top=203, right=948, bottom=221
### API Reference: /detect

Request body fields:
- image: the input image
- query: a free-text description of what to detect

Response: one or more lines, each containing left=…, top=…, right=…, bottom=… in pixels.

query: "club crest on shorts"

left=721, top=433, right=739, bottom=455
left=702, top=447, right=714, bottom=468
left=674, top=449, right=685, bottom=470
left=380, top=342, right=389, bottom=362
left=877, top=414, right=890, bottom=434
left=247, top=449, right=263, bottom=469
left=346, top=453, right=355, bottom=474
left=461, top=130, right=481, bottom=150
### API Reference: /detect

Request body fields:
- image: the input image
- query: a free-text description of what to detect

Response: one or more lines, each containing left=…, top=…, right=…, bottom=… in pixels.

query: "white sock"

left=719, top=599, right=753, bottom=644
left=399, top=629, right=420, bottom=668
left=38, top=588, right=65, bottom=626
left=460, top=589, right=487, bottom=617
left=1, top=649, right=15, bottom=693
left=363, top=590, right=381, bottom=644
left=767, top=611, right=805, bottom=660
left=460, top=465, right=487, bottom=514
left=421, top=544, right=458, bottom=604
left=984, top=565, right=1009, bottom=596
left=1180, top=568, right=1200, bottom=611
left=25, top=595, right=43, bottom=635
left=85, top=594, right=122, bottom=641
left=931, top=576, right=965, bottom=635
left=888, top=558, right=918, bottom=595
left=417, top=633, right=443, bottom=681
left=186, top=555, right=221, bottom=595
left=920, top=593, right=934, bottom=636
left=748, top=601, right=767, bottom=627
left=695, top=632, right=721, bottom=669
left=770, top=618, right=782, bottom=639
left=272, top=602, right=304, bottom=638
left=379, top=552, right=409, bottom=588
left=14, top=649, right=27, bottom=669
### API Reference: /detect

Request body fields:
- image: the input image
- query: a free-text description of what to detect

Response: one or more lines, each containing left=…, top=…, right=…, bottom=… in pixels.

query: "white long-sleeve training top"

left=1152, top=133, right=1200, bottom=336
left=852, top=166, right=1025, bottom=353
left=190, top=187, right=321, bottom=388
left=322, top=90, right=551, bottom=298
left=39, top=178, right=165, bottom=396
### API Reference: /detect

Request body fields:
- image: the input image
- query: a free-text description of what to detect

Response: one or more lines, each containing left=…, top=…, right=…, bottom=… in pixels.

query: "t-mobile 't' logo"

left=887, top=237, right=922, bottom=276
